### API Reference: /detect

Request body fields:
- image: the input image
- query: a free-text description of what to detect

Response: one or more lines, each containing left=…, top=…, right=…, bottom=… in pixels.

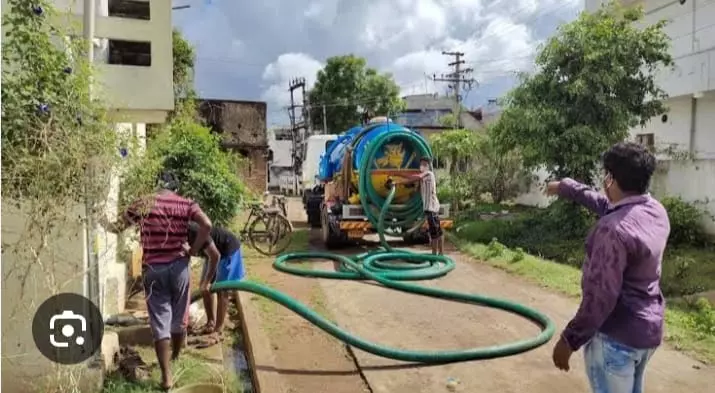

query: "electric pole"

left=432, top=51, right=477, bottom=128
left=288, top=77, right=308, bottom=195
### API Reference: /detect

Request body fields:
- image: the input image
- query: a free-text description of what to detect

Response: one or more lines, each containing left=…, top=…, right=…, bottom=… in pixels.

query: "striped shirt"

left=420, top=171, right=440, bottom=213
left=125, top=191, right=201, bottom=265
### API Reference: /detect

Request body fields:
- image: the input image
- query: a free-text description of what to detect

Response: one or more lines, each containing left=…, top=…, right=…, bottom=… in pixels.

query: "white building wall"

left=267, top=128, right=296, bottom=191
left=520, top=0, right=715, bottom=234
left=52, top=0, right=174, bottom=118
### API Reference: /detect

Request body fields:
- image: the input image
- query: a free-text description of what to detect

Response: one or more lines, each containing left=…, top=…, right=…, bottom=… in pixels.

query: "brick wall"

left=237, top=149, right=267, bottom=193
left=198, top=99, right=269, bottom=193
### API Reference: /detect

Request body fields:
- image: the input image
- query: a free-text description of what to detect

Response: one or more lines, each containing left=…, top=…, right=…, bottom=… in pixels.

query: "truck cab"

left=302, top=134, right=338, bottom=227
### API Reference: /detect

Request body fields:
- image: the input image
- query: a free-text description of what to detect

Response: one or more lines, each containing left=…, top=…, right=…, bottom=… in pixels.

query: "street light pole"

left=83, top=0, right=95, bottom=64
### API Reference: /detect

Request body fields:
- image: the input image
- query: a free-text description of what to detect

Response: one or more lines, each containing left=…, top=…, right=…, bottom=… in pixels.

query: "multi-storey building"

left=1, top=1, right=174, bottom=390
left=587, top=0, right=715, bottom=232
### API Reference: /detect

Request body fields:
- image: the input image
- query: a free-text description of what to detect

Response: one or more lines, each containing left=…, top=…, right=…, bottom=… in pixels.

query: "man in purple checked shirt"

left=546, top=142, right=670, bottom=393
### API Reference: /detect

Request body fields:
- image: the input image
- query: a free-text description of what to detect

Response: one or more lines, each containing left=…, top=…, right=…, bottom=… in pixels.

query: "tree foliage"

left=491, top=1, right=673, bottom=184
left=121, top=117, right=247, bottom=227
left=172, top=28, right=195, bottom=100
left=431, top=126, right=531, bottom=206
left=1, top=0, right=117, bottom=205
left=308, top=55, right=404, bottom=133
left=470, top=131, right=533, bottom=204
left=430, top=128, right=480, bottom=177
left=122, top=31, right=247, bottom=226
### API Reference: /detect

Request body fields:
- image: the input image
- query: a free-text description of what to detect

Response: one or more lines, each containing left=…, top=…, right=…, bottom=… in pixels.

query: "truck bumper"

left=339, top=220, right=454, bottom=231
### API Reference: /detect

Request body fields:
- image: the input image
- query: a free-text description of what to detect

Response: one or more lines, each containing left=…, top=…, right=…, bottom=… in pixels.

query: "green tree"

left=492, top=1, right=673, bottom=184
left=430, top=128, right=481, bottom=177
left=308, top=55, right=404, bottom=133
left=121, top=119, right=248, bottom=227
left=172, top=28, right=195, bottom=99
left=471, top=131, right=533, bottom=204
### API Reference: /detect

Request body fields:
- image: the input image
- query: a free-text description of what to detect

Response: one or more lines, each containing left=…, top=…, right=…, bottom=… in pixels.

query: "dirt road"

left=243, top=198, right=713, bottom=393
left=239, top=198, right=369, bottom=393
left=318, top=238, right=713, bottom=393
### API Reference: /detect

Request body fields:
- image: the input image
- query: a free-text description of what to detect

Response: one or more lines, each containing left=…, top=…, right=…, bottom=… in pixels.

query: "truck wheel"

left=321, top=207, right=344, bottom=249
left=308, top=210, right=322, bottom=228
left=403, top=230, right=429, bottom=245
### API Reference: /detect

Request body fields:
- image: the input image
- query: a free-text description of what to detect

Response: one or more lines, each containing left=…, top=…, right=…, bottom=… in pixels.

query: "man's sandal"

left=188, top=322, right=215, bottom=336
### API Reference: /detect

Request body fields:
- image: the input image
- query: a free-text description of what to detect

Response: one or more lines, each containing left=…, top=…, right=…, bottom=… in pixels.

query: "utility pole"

left=432, top=51, right=476, bottom=128
left=322, top=104, right=328, bottom=135
left=288, top=77, right=307, bottom=195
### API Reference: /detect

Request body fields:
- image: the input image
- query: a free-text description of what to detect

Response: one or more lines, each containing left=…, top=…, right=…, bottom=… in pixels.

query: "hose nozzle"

left=385, top=177, right=395, bottom=189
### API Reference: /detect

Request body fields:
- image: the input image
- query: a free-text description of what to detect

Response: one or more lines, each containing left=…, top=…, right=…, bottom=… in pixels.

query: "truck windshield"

left=325, top=140, right=335, bottom=150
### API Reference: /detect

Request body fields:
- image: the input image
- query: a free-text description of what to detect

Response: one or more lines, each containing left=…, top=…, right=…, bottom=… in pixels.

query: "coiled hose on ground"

left=204, top=127, right=557, bottom=362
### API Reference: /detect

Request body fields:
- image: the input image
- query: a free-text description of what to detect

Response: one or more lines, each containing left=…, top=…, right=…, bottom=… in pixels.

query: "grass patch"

left=451, top=234, right=715, bottom=364
left=103, top=347, right=241, bottom=393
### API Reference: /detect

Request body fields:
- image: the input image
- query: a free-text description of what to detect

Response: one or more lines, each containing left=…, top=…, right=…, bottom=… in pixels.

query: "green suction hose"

left=208, top=190, right=556, bottom=364
left=357, top=128, right=431, bottom=229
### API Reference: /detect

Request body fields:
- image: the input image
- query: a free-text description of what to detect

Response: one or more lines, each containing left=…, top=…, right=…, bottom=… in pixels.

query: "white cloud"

left=303, top=0, right=340, bottom=27
left=178, top=0, right=583, bottom=122
left=260, top=53, right=324, bottom=109
left=388, top=11, right=539, bottom=96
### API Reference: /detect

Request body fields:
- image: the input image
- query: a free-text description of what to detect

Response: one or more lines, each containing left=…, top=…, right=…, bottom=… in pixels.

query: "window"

left=108, top=40, right=151, bottom=66
left=325, top=140, right=335, bottom=151
left=636, top=133, right=655, bottom=151
left=109, top=0, right=151, bottom=20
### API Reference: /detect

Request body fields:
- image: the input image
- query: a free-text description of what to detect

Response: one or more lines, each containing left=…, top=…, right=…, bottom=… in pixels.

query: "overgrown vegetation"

left=431, top=118, right=532, bottom=210
left=454, top=237, right=715, bottom=362
left=1, top=1, right=122, bottom=391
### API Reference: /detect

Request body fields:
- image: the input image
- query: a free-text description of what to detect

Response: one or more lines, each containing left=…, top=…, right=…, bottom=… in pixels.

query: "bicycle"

left=238, top=196, right=293, bottom=256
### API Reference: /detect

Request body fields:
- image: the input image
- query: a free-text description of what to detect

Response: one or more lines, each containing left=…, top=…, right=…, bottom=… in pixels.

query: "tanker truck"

left=308, top=117, right=453, bottom=248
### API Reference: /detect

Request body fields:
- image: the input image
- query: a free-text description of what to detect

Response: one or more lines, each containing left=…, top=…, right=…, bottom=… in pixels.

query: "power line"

left=432, top=51, right=476, bottom=128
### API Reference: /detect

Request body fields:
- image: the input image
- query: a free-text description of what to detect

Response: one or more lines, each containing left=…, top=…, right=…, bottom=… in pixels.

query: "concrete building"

left=198, top=99, right=270, bottom=193
left=394, top=94, right=484, bottom=139
left=1, top=0, right=173, bottom=391
left=267, top=127, right=297, bottom=194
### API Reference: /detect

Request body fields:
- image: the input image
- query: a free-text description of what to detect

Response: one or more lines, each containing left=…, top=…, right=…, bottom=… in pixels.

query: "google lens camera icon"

left=49, top=310, right=87, bottom=348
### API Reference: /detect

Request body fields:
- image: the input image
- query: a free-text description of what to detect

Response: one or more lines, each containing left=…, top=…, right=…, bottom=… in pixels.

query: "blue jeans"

left=584, top=332, right=657, bottom=393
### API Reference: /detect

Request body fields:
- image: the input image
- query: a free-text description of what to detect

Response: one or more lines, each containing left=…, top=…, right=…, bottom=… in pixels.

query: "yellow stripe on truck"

left=340, top=221, right=371, bottom=230
left=339, top=220, right=454, bottom=231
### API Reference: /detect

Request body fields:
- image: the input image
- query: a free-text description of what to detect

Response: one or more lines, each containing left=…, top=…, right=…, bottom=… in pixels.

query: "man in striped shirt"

left=101, top=171, right=212, bottom=391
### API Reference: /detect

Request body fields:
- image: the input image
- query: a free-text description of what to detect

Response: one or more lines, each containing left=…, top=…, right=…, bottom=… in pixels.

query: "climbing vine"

left=1, top=0, right=123, bottom=391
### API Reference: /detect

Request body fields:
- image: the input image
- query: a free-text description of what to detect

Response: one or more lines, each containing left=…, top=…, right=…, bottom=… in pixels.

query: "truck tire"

left=321, top=206, right=345, bottom=249
left=304, top=189, right=324, bottom=228
left=403, top=229, right=429, bottom=245
left=308, top=210, right=322, bottom=228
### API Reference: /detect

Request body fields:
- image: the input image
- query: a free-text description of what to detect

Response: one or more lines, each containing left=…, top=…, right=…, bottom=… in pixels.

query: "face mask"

left=603, top=173, right=614, bottom=202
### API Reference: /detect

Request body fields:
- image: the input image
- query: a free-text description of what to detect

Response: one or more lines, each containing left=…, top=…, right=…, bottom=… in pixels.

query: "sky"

left=173, top=0, right=584, bottom=127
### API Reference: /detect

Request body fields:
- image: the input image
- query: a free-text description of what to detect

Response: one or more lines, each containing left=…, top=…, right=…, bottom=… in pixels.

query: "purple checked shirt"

left=557, top=178, right=670, bottom=351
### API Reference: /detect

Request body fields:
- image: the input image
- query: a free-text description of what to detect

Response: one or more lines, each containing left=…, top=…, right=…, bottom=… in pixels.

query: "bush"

left=122, top=116, right=248, bottom=227
left=660, top=196, right=710, bottom=247
left=436, top=174, right=473, bottom=211
left=688, top=298, right=715, bottom=339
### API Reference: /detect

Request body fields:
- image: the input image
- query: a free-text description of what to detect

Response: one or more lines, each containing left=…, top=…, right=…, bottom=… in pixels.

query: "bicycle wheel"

left=249, top=214, right=293, bottom=256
